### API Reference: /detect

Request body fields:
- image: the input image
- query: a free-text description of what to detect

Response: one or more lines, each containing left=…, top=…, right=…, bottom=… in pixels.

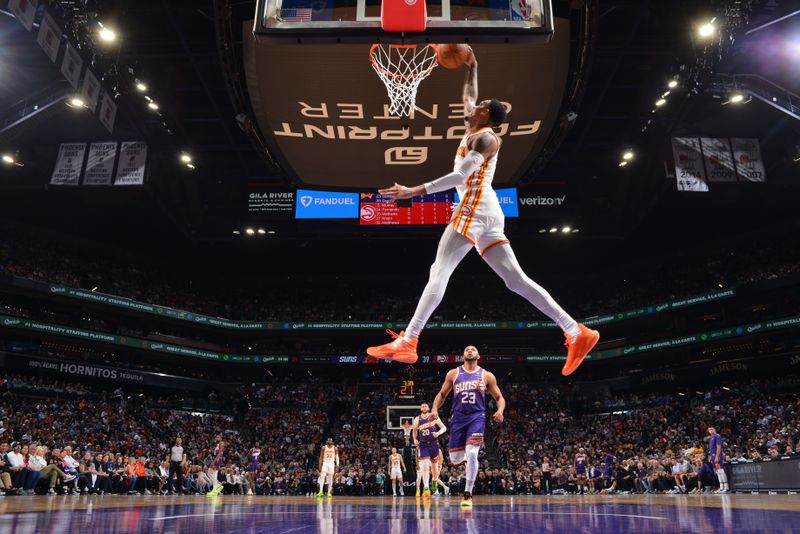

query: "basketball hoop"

left=369, top=44, right=439, bottom=118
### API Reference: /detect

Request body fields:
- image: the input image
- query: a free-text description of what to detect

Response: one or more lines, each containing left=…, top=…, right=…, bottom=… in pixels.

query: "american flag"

left=279, top=8, right=313, bottom=22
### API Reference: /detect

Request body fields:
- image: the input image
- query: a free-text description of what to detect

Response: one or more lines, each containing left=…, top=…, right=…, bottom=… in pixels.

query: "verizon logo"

left=519, top=195, right=566, bottom=206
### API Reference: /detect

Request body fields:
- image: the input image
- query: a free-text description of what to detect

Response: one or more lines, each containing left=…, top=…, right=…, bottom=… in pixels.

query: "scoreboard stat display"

left=359, top=192, right=454, bottom=225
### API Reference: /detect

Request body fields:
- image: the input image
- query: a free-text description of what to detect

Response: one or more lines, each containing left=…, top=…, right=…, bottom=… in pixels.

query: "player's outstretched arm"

left=412, top=416, right=420, bottom=445
left=462, top=49, right=478, bottom=121
left=432, top=369, right=457, bottom=418
left=485, top=371, right=506, bottom=423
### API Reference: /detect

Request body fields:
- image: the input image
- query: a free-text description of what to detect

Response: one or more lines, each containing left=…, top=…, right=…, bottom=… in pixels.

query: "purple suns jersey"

left=575, top=453, right=587, bottom=472
left=709, top=433, right=723, bottom=462
left=452, top=366, right=486, bottom=419
left=213, top=444, right=224, bottom=469
left=417, top=415, right=438, bottom=446
left=249, top=449, right=261, bottom=472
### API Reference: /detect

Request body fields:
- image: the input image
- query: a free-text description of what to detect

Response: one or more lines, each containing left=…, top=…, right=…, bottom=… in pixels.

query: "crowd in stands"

left=1, top=369, right=798, bottom=497
left=1, top=224, right=799, bottom=325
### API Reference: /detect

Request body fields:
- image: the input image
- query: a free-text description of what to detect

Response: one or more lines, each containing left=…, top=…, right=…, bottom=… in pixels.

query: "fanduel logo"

left=519, top=195, right=566, bottom=206
left=300, top=196, right=313, bottom=207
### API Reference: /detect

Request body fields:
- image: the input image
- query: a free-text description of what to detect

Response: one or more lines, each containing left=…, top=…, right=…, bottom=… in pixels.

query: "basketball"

left=437, top=44, right=472, bottom=69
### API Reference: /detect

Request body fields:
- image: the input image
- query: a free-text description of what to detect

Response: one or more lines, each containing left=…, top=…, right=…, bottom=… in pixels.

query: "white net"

left=370, top=44, right=439, bottom=118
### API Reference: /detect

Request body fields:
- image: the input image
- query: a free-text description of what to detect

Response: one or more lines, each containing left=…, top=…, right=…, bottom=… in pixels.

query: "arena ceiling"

left=0, top=0, right=798, bottom=245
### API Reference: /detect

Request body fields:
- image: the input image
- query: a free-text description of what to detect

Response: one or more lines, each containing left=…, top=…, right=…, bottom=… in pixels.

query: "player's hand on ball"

left=493, top=411, right=504, bottom=423
left=378, top=183, right=413, bottom=200
left=464, top=47, right=476, bottom=66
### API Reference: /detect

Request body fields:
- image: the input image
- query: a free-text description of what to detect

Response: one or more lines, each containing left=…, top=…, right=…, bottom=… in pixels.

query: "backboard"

left=254, top=0, right=554, bottom=43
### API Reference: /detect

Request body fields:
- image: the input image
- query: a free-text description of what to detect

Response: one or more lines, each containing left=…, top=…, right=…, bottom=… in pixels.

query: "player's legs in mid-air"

left=367, top=219, right=599, bottom=375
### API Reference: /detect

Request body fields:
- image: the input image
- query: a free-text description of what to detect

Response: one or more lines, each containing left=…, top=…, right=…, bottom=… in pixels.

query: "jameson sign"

left=0, top=314, right=288, bottom=365
left=42, top=282, right=736, bottom=332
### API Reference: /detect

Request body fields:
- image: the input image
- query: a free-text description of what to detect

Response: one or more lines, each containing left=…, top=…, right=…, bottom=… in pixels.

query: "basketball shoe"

left=366, top=330, right=418, bottom=364
left=461, top=491, right=473, bottom=508
left=562, top=324, right=600, bottom=376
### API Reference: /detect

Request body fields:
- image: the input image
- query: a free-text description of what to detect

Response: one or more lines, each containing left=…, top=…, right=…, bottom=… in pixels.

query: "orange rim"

left=369, top=44, right=439, bottom=80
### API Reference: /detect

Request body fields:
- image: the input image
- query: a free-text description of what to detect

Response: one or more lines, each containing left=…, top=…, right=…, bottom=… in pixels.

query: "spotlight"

left=661, top=91, right=671, bottom=98
left=257, top=228, right=266, bottom=235
left=571, top=229, right=579, bottom=233
left=722, top=386, right=730, bottom=391
left=622, top=150, right=634, bottom=161
left=136, top=82, right=147, bottom=92
left=561, top=226, right=571, bottom=233
left=180, top=153, right=192, bottom=163
left=538, top=229, right=547, bottom=234
left=698, top=19, right=716, bottom=38
left=267, top=230, right=276, bottom=235
left=655, top=98, right=666, bottom=107
left=67, top=97, right=85, bottom=108
left=186, top=163, right=196, bottom=170
left=232, top=230, right=241, bottom=235
left=148, top=102, right=159, bottom=110
left=729, top=94, right=744, bottom=103
left=668, top=80, right=678, bottom=89
left=99, top=27, right=116, bottom=42
left=619, top=161, right=628, bottom=167
left=245, top=228, right=255, bottom=235
left=2, top=154, right=14, bottom=165
left=549, top=227, right=557, bottom=233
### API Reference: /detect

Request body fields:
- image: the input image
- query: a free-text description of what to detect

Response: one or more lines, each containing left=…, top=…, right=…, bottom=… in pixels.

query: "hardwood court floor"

left=1, top=494, right=799, bottom=533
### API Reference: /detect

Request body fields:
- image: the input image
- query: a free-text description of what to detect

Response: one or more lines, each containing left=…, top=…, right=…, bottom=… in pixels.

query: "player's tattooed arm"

left=462, top=51, right=478, bottom=121
left=471, top=132, right=498, bottom=160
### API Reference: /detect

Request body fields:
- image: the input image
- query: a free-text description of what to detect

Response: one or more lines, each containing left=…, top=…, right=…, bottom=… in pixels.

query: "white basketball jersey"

left=452, top=127, right=502, bottom=220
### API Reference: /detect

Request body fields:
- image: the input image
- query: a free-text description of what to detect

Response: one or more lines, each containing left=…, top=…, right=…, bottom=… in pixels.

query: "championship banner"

left=114, top=142, right=148, bottom=185
left=83, top=142, right=118, bottom=185
left=99, top=91, right=118, bottom=133
left=671, top=137, right=708, bottom=192
left=60, top=42, right=83, bottom=90
left=700, top=138, right=736, bottom=182
left=80, top=69, right=101, bottom=112
left=8, top=0, right=38, bottom=32
left=50, top=143, right=86, bottom=186
left=36, top=11, right=61, bottom=63
left=731, top=138, right=766, bottom=182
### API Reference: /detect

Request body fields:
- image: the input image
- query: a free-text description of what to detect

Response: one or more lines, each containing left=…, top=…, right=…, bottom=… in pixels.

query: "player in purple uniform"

left=708, top=426, right=729, bottom=493
left=574, top=448, right=588, bottom=495
left=247, top=447, right=261, bottom=495
left=432, top=345, right=505, bottom=508
left=207, top=435, right=225, bottom=497
left=413, top=402, right=447, bottom=498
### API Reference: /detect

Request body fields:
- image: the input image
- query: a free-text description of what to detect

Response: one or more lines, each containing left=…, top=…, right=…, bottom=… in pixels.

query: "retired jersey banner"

left=99, top=91, right=118, bottom=133
left=672, top=137, right=708, bottom=192
left=80, top=69, right=101, bottom=112
left=9, top=0, right=38, bottom=32
left=700, top=138, right=736, bottom=182
left=84, top=142, right=117, bottom=185
left=50, top=143, right=86, bottom=186
left=36, top=11, right=61, bottom=63
left=114, top=142, right=148, bottom=185
left=60, top=42, right=83, bottom=89
left=731, top=138, right=766, bottom=182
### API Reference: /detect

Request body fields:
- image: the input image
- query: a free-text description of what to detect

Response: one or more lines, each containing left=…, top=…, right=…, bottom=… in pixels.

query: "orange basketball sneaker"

left=366, top=329, right=418, bottom=364
left=561, top=323, right=600, bottom=376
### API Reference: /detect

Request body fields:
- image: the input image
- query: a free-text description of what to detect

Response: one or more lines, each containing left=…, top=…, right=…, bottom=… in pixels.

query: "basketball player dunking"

left=413, top=402, right=447, bottom=497
left=206, top=435, right=225, bottom=497
left=366, top=47, right=599, bottom=376
left=431, top=345, right=505, bottom=507
left=317, top=438, right=338, bottom=498
left=388, top=447, right=406, bottom=497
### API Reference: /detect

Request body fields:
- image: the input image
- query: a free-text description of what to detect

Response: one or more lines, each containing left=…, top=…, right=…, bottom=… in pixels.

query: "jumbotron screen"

left=359, top=193, right=453, bottom=225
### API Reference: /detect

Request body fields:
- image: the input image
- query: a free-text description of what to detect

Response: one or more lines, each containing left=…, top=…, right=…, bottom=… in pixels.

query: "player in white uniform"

left=317, top=438, right=339, bottom=498
left=367, top=47, right=599, bottom=377
left=388, top=447, right=406, bottom=496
